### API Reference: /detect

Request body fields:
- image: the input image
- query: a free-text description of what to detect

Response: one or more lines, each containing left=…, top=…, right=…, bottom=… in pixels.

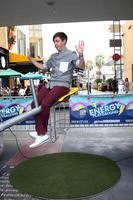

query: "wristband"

left=79, top=54, right=84, bottom=59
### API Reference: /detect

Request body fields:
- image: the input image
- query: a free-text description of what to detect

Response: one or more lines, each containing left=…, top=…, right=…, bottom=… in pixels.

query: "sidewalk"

left=1, top=125, right=133, bottom=200
left=78, top=88, right=133, bottom=95
left=62, top=127, right=133, bottom=200
left=78, top=89, right=112, bottom=95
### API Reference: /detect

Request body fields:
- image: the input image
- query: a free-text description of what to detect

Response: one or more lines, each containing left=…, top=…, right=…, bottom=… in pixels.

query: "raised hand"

left=75, top=40, right=85, bottom=55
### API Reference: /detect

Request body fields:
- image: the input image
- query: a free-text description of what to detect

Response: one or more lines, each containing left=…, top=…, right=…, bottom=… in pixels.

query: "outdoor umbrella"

left=20, top=72, right=46, bottom=80
left=0, top=68, right=23, bottom=77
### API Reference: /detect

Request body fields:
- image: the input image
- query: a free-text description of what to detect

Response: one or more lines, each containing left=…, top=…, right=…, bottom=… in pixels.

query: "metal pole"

left=29, top=78, right=38, bottom=107
left=0, top=78, right=40, bottom=133
left=87, top=69, right=90, bottom=95
left=0, top=78, right=56, bottom=143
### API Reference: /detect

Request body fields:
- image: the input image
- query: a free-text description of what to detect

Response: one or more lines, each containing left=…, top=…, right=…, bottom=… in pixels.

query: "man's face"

left=53, top=37, right=66, bottom=51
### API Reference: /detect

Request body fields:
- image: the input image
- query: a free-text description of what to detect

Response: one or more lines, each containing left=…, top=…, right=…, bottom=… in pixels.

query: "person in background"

left=118, top=79, right=124, bottom=94
left=12, top=86, right=18, bottom=96
left=28, top=32, right=85, bottom=148
left=79, top=82, right=83, bottom=91
left=86, top=82, right=91, bottom=94
left=25, top=85, right=31, bottom=96
left=123, top=77, right=129, bottom=94
left=18, top=84, right=25, bottom=96
left=111, top=76, right=118, bottom=96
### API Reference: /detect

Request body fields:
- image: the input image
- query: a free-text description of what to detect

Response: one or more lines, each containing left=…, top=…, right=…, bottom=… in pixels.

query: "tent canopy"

left=0, top=68, right=23, bottom=77
left=20, top=72, right=46, bottom=80
left=20, top=72, right=47, bottom=80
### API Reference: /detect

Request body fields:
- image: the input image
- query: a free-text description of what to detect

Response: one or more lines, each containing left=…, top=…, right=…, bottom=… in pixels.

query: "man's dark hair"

left=53, top=32, right=68, bottom=43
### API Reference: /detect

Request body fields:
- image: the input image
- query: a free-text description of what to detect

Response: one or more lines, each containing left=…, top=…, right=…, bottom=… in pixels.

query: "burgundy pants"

left=31, top=85, right=69, bottom=135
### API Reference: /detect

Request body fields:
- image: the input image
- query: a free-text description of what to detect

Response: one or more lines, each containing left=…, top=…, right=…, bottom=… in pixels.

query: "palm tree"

left=95, top=55, right=105, bottom=70
left=85, top=60, right=94, bottom=93
left=86, top=60, right=93, bottom=71
left=95, top=55, right=105, bottom=78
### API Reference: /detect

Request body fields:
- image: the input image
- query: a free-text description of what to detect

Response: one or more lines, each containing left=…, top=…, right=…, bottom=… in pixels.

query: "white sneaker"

left=29, top=131, right=38, bottom=138
left=29, top=134, right=49, bottom=148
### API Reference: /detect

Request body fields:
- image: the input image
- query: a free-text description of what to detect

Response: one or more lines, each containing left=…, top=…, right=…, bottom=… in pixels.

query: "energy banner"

left=69, top=95, right=133, bottom=125
left=0, top=97, right=34, bottom=125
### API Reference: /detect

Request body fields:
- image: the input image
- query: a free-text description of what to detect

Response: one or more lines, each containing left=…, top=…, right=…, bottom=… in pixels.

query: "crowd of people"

left=0, top=76, right=130, bottom=98
left=0, top=84, right=32, bottom=97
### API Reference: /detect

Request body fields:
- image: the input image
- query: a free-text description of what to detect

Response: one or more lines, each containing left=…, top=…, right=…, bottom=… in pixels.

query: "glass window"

left=17, top=30, right=26, bottom=55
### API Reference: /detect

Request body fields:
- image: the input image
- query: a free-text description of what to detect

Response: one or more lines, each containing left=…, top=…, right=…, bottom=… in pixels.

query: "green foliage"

left=85, top=60, right=93, bottom=70
left=106, top=78, right=113, bottom=84
left=95, top=55, right=105, bottom=68
left=95, top=78, right=102, bottom=84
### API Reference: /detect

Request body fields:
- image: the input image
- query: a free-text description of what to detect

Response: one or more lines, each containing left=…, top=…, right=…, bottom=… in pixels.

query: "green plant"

left=95, top=78, right=102, bottom=84
left=106, top=78, right=113, bottom=84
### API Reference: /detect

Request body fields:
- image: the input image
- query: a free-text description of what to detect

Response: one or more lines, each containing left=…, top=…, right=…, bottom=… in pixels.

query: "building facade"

left=123, top=20, right=133, bottom=92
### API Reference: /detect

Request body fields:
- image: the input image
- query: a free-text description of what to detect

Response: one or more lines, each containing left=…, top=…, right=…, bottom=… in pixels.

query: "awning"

left=9, top=52, right=43, bottom=74
left=9, top=52, right=42, bottom=63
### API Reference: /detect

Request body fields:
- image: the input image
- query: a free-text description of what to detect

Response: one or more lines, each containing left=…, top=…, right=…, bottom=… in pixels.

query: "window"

left=17, top=30, right=26, bottom=55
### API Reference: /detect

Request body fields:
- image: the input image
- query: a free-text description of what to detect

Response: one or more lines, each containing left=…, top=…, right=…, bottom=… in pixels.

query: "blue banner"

left=69, top=95, right=133, bottom=125
left=0, top=97, right=35, bottom=125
